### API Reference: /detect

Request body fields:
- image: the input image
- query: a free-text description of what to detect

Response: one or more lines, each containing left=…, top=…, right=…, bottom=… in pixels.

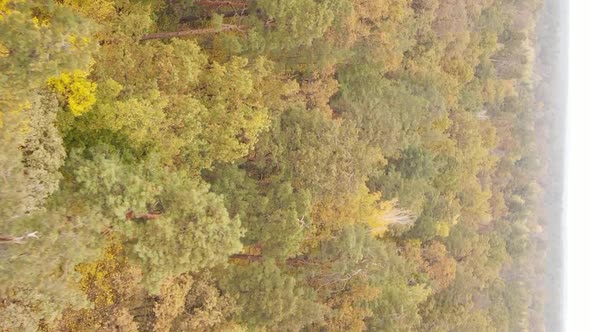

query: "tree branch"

left=0, top=231, right=40, bottom=244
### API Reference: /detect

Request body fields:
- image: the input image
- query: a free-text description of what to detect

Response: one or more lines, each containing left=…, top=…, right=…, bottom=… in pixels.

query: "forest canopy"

left=0, top=0, right=555, bottom=330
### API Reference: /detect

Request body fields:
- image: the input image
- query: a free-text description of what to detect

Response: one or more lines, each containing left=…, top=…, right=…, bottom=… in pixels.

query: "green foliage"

left=70, top=149, right=160, bottom=219
left=248, top=105, right=384, bottom=198
left=0, top=108, right=29, bottom=221
left=70, top=149, right=243, bottom=291
left=367, top=247, right=432, bottom=331
left=0, top=206, right=108, bottom=330
left=123, top=172, right=243, bottom=292
left=248, top=0, right=335, bottom=52
left=396, top=146, right=438, bottom=180
left=207, top=163, right=311, bottom=259
left=21, top=92, right=67, bottom=212
left=221, top=260, right=327, bottom=331
left=333, top=64, right=431, bottom=158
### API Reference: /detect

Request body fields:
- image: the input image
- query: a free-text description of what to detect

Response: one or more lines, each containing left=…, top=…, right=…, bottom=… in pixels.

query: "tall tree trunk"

left=140, top=24, right=245, bottom=41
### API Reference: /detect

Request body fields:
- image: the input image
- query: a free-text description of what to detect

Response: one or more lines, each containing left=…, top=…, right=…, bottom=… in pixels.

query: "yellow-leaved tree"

left=47, top=70, right=97, bottom=116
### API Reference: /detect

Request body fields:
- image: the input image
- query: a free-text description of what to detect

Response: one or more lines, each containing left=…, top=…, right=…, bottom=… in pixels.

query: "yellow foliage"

left=0, top=0, right=10, bottom=15
left=402, top=240, right=457, bottom=292
left=364, top=196, right=392, bottom=237
left=435, top=221, right=450, bottom=237
left=76, top=240, right=126, bottom=307
left=0, top=41, right=8, bottom=58
left=0, top=0, right=14, bottom=47
left=299, top=67, right=339, bottom=115
left=367, top=198, right=415, bottom=237
left=482, top=78, right=516, bottom=104
left=0, top=0, right=29, bottom=19
left=443, top=57, right=475, bottom=84
left=66, top=34, right=92, bottom=48
left=55, top=238, right=142, bottom=331
left=324, top=279, right=381, bottom=331
left=401, top=239, right=424, bottom=266
left=32, top=16, right=50, bottom=28
left=309, top=185, right=381, bottom=244
left=47, top=70, right=97, bottom=116
left=422, top=241, right=457, bottom=290
left=58, top=0, right=116, bottom=22
left=310, top=185, right=415, bottom=241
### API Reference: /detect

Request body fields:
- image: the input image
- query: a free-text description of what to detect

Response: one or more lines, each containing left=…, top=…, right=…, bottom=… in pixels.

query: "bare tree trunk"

left=140, top=24, right=245, bottom=41
left=0, top=231, right=40, bottom=244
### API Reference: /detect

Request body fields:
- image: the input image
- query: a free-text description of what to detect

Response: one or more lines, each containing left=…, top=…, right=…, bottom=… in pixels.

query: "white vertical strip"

left=565, top=0, right=590, bottom=330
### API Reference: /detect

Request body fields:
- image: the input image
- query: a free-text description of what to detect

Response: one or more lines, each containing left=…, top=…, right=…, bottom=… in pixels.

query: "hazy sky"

left=564, top=1, right=589, bottom=330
